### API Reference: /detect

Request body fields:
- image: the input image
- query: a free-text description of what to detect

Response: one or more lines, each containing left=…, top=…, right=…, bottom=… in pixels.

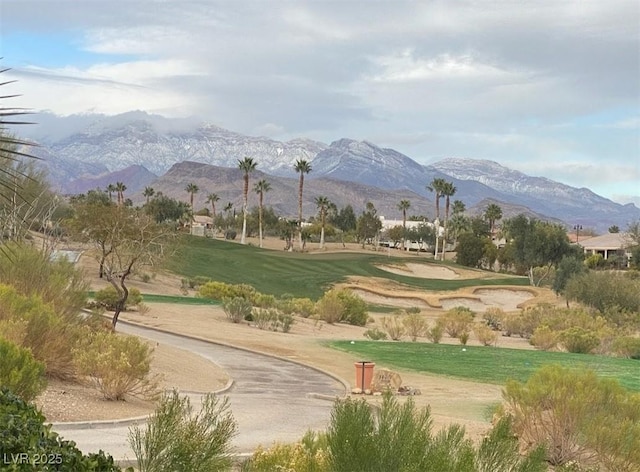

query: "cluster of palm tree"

left=426, top=178, right=457, bottom=260
left=106, top=182, right=128, bottom=206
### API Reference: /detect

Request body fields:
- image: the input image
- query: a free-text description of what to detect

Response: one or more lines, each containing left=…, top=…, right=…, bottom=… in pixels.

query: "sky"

left=1, top=0, right=639, bottom=205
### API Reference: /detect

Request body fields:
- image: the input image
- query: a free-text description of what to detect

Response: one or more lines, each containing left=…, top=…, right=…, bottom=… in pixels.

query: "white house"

left=579, top=232, right=634, bottom=265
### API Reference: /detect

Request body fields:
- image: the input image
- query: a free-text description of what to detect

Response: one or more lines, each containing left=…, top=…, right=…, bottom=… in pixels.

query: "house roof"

left=192, top=215, right=213, bottom=225
left=579, top=232, right=630, bottom=250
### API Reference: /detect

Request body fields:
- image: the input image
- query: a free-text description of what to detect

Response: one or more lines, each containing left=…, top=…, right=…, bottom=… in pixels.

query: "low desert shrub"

left=336, top=289, right=368, bottom=326
left=315, top=290, right=343, bottom=324
left=290, top=297, right=316, bottom=318
left=402, top=312, right=428, bottom=342
left=200, top=281, right=257, bottom=303
left=129, top=390, right=237, bottom=472
left=559, top=327, right=600, bottom=354
left=483, top=307, right=505, bottom=330
left=426, top=322, right=444, bottom=343
left=474, top=323, right=498, bottom=346
left=363, top=327, right=388, bottom=341
left=242, top=431, right=329, bottom=472
left=0, top=388, right=124, bottom=471
left=73, top=330, right=159, bottom=401
left=382, top=315, right=405, bottom=341
left=613, top=336, right=640, bottom=359
left=529, top=325, right=559, bottom=351
left=439, top=307, right=474, bottom=338
left=222, top=297, right=253, bottom=323
left=94, top=286, right=143, bottom=311
left=0, top=338, right=46, bottom=402
left=501, top=365, right=640, bottom=471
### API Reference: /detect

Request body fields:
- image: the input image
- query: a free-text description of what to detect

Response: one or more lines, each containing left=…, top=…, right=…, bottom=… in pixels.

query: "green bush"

left=426, top=322, right=444, bottom=343
left=439, top=307, right=475, bottom=339
left=0, top=338, right=46, bottom=402
left=94, top=286, right=143, bottom=311
left=529, top=325, right=559, bottom=351
left=336, top=289, right=368, bottom=326
left=501, top=365, right=640, bottom=471
left=0, top=388, right=125, bottom=471
left=73, top=330, right=159, bottom=401
left=129, top=390, right=237, bottom=472
left=363, top=327, right=388, bottom=341
left=612, top=336, right=640, bottom=359
left=222, top=297, right=253, bottom=323
left=200, top=281, right=258, bottom=303
left=565, top=272, right=640, bottom=315
left=560, top=327, right=600, bottom=354
left=315, top=290, right=344, bottom=324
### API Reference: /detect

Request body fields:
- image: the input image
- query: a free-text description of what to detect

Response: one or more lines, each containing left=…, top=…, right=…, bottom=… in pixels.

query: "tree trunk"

left=258, top=195, right=264, bottom=248
left=298, top=175, right=304, bottom=251
left=111, top=280, right=129, bottom=330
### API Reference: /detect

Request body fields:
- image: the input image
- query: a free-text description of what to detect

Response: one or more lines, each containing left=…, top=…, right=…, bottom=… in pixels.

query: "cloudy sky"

left=1, top=1, right=638, bottom=205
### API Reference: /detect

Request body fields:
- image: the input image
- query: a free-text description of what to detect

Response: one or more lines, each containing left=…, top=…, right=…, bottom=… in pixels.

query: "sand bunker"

left=441, top=289, right=534, bottom=313
left=350, top=289, right=431, bottom=309
left=377, top=263, right=460, bottom=280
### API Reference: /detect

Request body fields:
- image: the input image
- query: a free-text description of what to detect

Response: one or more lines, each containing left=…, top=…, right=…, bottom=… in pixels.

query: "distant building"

left=579, top=233, right=633, bottom=266
left=190, top=215, right=214, bottom=237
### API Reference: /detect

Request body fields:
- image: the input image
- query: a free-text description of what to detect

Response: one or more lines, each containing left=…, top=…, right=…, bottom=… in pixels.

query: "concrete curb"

left=51, top=317, right=348, bottom=430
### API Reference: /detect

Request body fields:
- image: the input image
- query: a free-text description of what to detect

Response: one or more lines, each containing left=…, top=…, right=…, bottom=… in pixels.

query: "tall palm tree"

left=253, top=179, right=271, bottom=248
left=427, top=178, right=446, bottom=259
left=294, top=159, right=312, bottom=251
left=397, top=199, right=411, bottom=251
left=185, top=183, right=199, bottom=210
left=115, top=182, right=127, bottom=206
left=452, top=199, right=466, bottom=215
left=440, top=181, right=457, bottom=261
left=143, top=186, right=155, bottom=204
left=238, top=157, right=257, bottom=245
left=206, top=193, right=220, bottom=221
left=106, top=183, right=117, bottom=202
left=484, top=203, right=503, bottom=235
left=314, top=195, right=331, bottom=249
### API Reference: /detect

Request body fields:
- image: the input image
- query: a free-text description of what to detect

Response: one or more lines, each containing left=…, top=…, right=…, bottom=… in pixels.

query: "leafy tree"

left=315, top=195, right=332, bottom=249
left=143, top=186, right=155, bottom=204
left=67, top=206, right=176, bottom=328
left=448, top=213, right=471, bottom=246
left=238, top=157, right=257, bottom=244
left=386, top=225, right=404, bottom=247
left=455, top=232, right=485, bottom=268
left=397, top=199, right=411, bottom=250
left=484, top=203, right=503, bottom=234
left=253, top=179, right=271, bottom=248
left=609, top=225, right=620, bottom=233
left=294, top=159, right=312, bottom=250
left=144, top=194, right=191, bottom=224
left=502, top=215, right=573, bottom=285
left=331, top=204, right=357, bottom=232
left=470, top=215, right=491, bottom=238
left=552, top=254, right=586, bottom=302
left=356, top=202, right=382, bottom=248
left=427, top=177, right=446, bottom=258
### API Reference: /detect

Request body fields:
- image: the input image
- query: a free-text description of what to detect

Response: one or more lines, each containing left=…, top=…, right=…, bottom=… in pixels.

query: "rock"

left=351, top=388, right=363, bottom=395
left=364, top=389, right=372, bottom=395
left=373, top=391, right=383, bottom=396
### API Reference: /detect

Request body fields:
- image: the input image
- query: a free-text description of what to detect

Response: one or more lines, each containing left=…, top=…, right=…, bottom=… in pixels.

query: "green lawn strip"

left=86, top=291, right=219, bottom=305
left=167, top=236, right=528, bottom=299
left=329, top=341, right=640, bottom=391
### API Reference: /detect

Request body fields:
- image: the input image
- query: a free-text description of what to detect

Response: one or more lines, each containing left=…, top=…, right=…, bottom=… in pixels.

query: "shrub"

left=474, top=323, right=498, bottom=346
left=94, top=286, right=143, bottom=311
left=501, top=365, right=640, bottom=471
left=363, top=327, right=388, bottom=341
left=222, top=297, right=253, bottom=323
left=290, top=297, right=316, bottom=318
left=459, top=331, right=470, bottom=345
left=613, top=336, right=640, bottom=359
left=252, top=308, right=275, bottom=330
left=426, top=322, right=444, bottom=344
left=0, top=388, right=124, bottom=471
left=402, top=312, right=428, bottom=342
left=565, top=272, right=640, bottom=314
left=315, top=290, right=343, bottom=324
left=254, top=293, right=277, bottom=309
left=483, top=307, right=505, bottom=331
left=243, top=431, right=329, bottom=472
left=0, top=338, right=46, bottom=402
left=73, top=330, right=159, bottom=401
left=129, top=390, right=237, bottom=472
left=336, top=289, right=368, bottom=326
left=381, top=315, right=405, bottom=341
left=439, top=307, right=474, bottom=338
left=278, top=313, right=294, bottom=333
left=559, top=327, right=600, bottom=354
left=529, top=325, right=559, bottom=351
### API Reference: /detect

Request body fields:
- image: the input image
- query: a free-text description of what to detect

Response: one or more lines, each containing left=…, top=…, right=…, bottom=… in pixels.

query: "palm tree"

left=106, top=183, right=117, bottom=202
left=143, top=186, right=155, bottom=204
left=452, top=199, right=466, bottom=215
left=206, top=193, right=220, bottom=221
left=397, top=199, right=411, bottom=251
left=253, top=179, right=271, bottom=248
left=185, top=183, right=199, bottom=210
left=314, top=196, right=331, bottom=249
left=440, top=181, right=457, bottom=261
left=115, top=182, right=127, bottom=206
left=238, top=157, right=257, bottom=244
left=427, top=178, right=446, bottom=259
left=484, top=203, right=503, bottom=235
left=294, top=159, right=312, bottom=251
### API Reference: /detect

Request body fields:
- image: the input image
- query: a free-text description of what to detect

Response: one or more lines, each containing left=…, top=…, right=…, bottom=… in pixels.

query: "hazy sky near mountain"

left=1, top=1, right=639, bottom=205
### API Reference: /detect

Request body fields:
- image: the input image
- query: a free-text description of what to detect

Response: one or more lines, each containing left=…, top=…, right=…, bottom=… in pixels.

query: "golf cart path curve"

left=52, top=321, right=347, bottom=463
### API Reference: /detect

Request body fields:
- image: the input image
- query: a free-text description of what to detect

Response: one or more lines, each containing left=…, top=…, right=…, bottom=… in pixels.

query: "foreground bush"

left=244, top=393, right=546, bottom=472
left=222, top=297, right=253, bottom=323
left=315, top=289, right=367, bottom=326
left=74, top=330, right=159, bottom=400
left=0, top=338, right=46, bottom=402
left=0, top=388, right=124, bottom=471
left=129, top=390, right=237, bottom=472
left=501, top=365, right=640, bottom=471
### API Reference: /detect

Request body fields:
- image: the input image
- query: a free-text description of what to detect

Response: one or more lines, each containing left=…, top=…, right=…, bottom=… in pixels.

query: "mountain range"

left=18, top=111, right=640, bottom=233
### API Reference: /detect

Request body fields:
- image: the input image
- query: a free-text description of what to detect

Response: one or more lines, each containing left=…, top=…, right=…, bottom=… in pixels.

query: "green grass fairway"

left=167, top=236, right=527, bottom=299
left=87, top=291, right=220, bottom=305
left=330, top=341, right=640, bottom=391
